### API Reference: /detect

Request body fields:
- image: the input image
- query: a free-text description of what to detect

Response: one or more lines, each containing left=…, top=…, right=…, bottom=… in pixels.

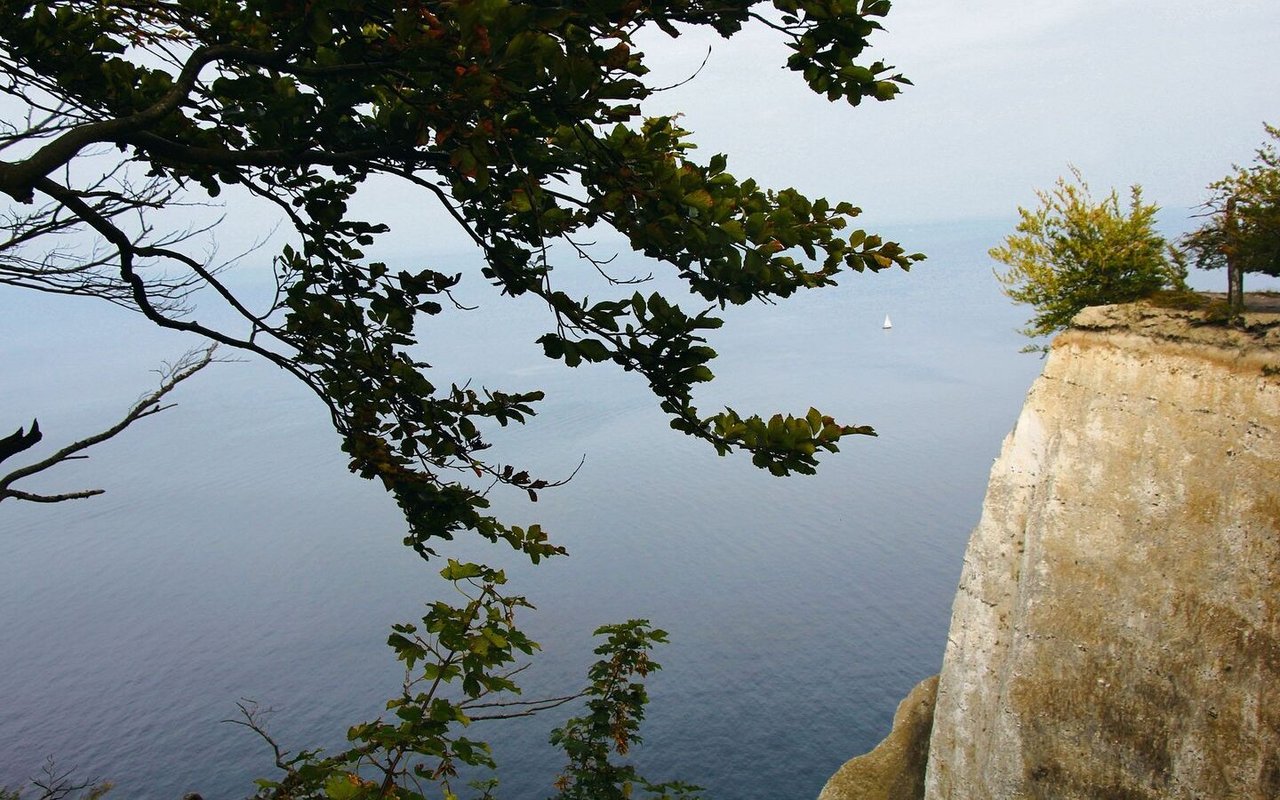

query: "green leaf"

left=324, top=773, right=362, bottom=800
left=441, top=560, right=485, bottom=581
left=682, top=189, right=714, bottom=211
left=308, top=9, right=333, bottom=44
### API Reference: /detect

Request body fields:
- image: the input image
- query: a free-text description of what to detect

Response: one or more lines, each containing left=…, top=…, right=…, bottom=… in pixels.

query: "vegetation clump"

left=1182, top=123, right=1280, bottom=314
left=992, top=168, right=1186, bottom=352
left=1145, top=288, right=1212, bottom=312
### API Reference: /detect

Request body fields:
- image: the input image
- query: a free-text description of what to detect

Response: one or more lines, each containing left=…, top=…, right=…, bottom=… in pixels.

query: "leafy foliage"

left=0, top=0, right=924, bottom=795
left=226, top=574, right=705, bottom=800
left=549, top=622, right=702, bottom=800
left=0, top=0, right=921, bottom=559
left=1181, top=123, right=1280, bottom=310
left=992, top=169, right=1185, bottom=351
left=233, top=567, right=695, bottom=799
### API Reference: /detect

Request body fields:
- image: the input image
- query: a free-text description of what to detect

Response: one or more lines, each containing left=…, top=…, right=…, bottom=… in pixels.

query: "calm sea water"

left=2, top=217, right=1077, bottom=797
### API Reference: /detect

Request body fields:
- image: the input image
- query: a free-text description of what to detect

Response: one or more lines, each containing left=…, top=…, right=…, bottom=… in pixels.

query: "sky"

left=322, top=0, right=1280, bottom=263
left=6, top=3, right=1274, bottom=267
left=628, top=0, right=1280, bottom=226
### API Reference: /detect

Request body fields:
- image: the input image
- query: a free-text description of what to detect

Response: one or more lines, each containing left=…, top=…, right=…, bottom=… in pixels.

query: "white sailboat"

left=882, top=314, right=893, bottom=329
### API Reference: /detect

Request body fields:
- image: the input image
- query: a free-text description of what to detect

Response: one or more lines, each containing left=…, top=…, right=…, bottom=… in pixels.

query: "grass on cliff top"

left=1146, top=289, right=1215, bottom=311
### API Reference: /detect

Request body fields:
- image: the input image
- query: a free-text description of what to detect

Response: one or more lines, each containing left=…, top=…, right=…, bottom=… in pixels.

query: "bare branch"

left=0, top=346, right=220, bottom=504
left=463, top=693, right=581, bottom=721
left=1, top=162, right=208, bottom=315
left=3, top=488, right=105, bottom=503
left=650, top=45, right=714, bottom=92
left=25, top=757, right=113, bottom=800
left=30, top=175, right=288, bottom=363
left=222, top=700, right=292, bottom=773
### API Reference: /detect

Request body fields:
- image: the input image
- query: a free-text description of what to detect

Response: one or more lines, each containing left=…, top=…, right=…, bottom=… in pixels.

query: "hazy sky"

left=633, top=0, right=1279, bottom=226
left=93, top=2, right=1277, bottom=265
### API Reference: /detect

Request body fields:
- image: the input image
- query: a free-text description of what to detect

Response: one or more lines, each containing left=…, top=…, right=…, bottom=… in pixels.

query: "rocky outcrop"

left=825, top=302, right=1280, bottom=800
left=819, top=675, right=939, bottom=800
left=922, top=303, right=1280, bottom=799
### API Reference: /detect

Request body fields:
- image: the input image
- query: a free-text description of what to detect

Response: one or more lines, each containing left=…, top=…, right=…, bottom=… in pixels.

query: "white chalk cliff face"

left=923, top=304, right=1280, bottom=799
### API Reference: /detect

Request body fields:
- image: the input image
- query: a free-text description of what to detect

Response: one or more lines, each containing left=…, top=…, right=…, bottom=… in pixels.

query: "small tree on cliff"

left=1182, top=123, right=1280, bottom=314
left=992, top=168, right=1186, bottom=353
left=0, top=0, right=922, bottom=795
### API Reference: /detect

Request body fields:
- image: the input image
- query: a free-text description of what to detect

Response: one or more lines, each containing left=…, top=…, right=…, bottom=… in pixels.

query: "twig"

left=222, top=699, right=292, bottom=772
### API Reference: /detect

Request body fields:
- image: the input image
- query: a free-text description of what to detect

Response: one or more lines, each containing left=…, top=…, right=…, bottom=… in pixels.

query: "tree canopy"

left=1182, top=123, right=1280, bottom=312
left=1, top=0, right=922, bottom=795
left=992, top=168, right=1184, bottom=352
left=1, top=0, right=920, bottom=551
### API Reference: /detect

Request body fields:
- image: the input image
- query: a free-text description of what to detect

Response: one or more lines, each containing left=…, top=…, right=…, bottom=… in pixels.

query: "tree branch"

left=0, top=159, right=207, bottom=307
left=124, top=132, right=446, bottom=172
left=30, top=175, right=287, bottom=361
left=0, top=44, right=286, bottom=202
left=0, top=346, right=219, bottom=504
left=222, top=700, right=292, bottom=773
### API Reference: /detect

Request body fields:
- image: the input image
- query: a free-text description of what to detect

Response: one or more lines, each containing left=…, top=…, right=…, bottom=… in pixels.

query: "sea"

left=2, top=215, right=1255, bottom=799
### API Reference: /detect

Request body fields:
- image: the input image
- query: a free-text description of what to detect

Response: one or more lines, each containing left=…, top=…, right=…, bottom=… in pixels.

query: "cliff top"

left=1068, top=294, right=1280, bottom=356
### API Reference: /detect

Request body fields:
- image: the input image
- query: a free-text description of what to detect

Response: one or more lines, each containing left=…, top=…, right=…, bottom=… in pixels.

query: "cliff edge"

left=824, top=301, right=1280, bottom=800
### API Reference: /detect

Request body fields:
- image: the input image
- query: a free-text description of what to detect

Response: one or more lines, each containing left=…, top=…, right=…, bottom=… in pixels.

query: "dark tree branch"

left=30, top=175, right=288, bottom=363
left=0, top=420, right=41, bottom=465
left=463, top=693, right=580, bottom=721
left=124, top=132, right=446, bottom=172
left=3, top=487, right=104, bottom=503
left=0, top=44, right=288, bottom=202
left=1, top=161, right=210, bottom=315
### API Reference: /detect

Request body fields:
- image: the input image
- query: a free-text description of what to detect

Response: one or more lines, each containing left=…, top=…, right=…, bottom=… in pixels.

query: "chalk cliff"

left=822, top=301, right=1280, bottom=800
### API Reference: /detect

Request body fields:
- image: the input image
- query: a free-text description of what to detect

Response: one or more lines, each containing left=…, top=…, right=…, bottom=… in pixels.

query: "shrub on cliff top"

left=992, top=168, right=1187, bottom=353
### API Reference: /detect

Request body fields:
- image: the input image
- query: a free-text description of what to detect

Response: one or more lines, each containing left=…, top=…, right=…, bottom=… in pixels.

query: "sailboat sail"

left=882, top=314, right=893, bottom=329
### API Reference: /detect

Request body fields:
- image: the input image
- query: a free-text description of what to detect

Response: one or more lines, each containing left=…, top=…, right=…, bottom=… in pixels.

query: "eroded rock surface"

left=922, top=303, right=1280, bottom=799
left=820, top=675, right=939, bottom=800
